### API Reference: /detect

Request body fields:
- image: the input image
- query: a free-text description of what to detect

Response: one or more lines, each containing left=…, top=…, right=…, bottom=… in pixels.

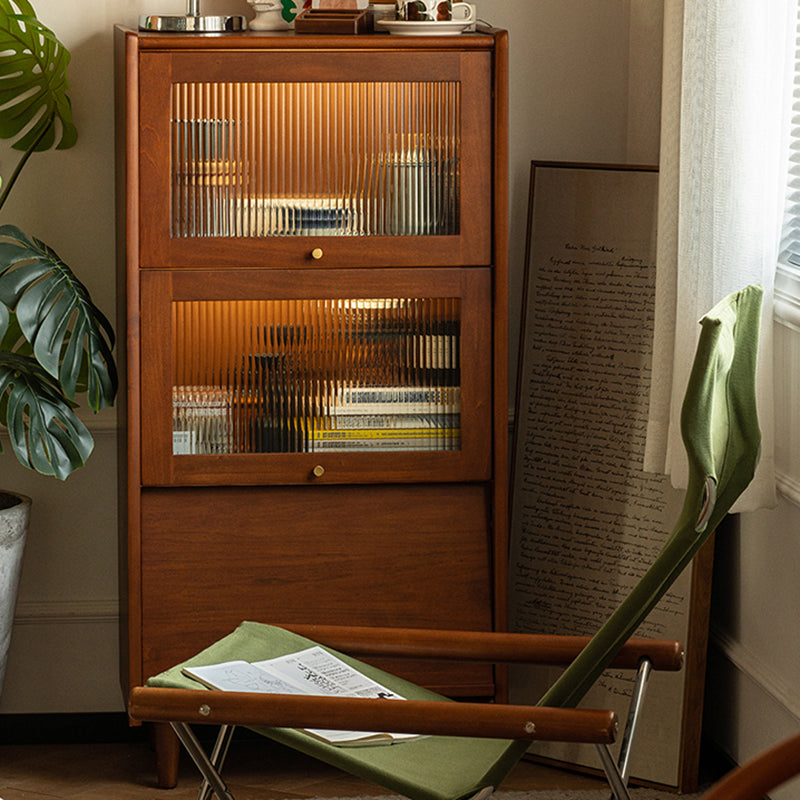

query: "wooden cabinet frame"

left=116, top=26, right=508, bottom=785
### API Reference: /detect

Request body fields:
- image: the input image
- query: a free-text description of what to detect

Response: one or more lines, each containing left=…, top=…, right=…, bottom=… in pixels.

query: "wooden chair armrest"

left=128, top=686, right=618, bottom=743
left=700, top=731, right=800, bottom=800
left=275, top=623, right=684, bottom=672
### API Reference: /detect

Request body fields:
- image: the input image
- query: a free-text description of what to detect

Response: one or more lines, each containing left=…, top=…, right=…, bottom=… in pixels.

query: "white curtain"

left=645, top=0, right=795, bottom=511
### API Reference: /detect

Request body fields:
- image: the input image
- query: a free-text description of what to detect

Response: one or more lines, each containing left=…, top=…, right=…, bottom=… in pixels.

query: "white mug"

left=395, top=0, right=476, bottom=23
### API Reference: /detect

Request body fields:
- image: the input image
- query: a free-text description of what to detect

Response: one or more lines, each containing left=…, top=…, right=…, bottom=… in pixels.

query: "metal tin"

left=139, top=14, right=247, bottom=32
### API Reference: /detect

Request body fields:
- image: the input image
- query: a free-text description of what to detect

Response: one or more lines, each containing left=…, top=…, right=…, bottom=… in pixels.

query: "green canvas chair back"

left=539, top=283, right=763, bottom=708
left=146, top=285, right=763, bottom=800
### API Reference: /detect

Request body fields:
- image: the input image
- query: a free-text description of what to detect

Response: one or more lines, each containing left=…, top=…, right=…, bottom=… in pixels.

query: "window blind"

left=777, top=0, right=800, bottom=327
left=781, top=1, right=800, bottom=264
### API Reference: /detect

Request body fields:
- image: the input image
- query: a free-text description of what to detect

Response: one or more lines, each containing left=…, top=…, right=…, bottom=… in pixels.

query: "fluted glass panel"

left=172, top=298, right=461, bottom=454
left=172, top=81, right=460, bottom=238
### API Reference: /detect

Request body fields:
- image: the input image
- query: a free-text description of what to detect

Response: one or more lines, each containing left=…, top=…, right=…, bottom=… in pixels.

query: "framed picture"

left=508, top=162, right=712, bottom=792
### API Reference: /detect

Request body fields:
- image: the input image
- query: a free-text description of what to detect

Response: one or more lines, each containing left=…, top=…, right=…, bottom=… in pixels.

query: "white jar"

left=247, top=0, right=296, bottom=30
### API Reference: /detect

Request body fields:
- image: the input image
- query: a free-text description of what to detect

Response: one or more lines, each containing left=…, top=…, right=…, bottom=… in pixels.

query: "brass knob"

left=312, top=464, right=325, bottom=478
left=311, top=247, right=324, bottom=260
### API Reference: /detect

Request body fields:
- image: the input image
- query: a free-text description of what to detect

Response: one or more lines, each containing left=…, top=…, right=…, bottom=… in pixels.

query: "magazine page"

left=182, top=648, right=421, bottom=746
left=254, top=647, right=419, bottom=745
left=253, top=646, right=404, bottom=699
left=183, top=660, right=307, bottom=695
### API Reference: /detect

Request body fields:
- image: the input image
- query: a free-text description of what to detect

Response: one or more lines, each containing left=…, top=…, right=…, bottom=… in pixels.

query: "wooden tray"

left=294, top=9, right=373, bottom=34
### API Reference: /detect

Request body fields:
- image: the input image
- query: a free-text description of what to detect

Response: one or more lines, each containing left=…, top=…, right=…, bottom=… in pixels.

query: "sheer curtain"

left=645, top=0, right=794, bottom=511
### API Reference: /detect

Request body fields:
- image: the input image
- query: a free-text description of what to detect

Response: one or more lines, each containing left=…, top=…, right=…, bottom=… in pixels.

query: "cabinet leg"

left=153, top=722, right=181, bottom=788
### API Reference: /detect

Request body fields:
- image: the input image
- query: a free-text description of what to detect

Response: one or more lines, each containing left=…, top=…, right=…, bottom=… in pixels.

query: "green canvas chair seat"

left=146, top=621, right=532, bottom=800
left=130, top=285, right=764, bottom=800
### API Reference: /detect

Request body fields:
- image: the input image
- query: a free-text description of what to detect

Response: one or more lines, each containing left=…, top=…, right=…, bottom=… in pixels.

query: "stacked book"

left=172, top=302, right=462, bottom=455
left=311, top=386, right=461, bottom=451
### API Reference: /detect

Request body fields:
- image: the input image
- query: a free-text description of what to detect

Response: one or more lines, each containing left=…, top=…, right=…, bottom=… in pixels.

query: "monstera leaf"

left=0, top=0, right=76, bottom=152
left=0, top=349, right=92, bottom=479
left=0, top=225, right=116, bottom=478
left=0, top=225, right=117, bottom=408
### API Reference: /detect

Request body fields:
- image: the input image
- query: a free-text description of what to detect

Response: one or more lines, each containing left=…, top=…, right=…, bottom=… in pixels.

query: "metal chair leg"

left=595, top=743, right=632, bottom=800
left=595, top=657, right=653, bottom=800
left=616, top=658, right=652, bottom=785
left=197, top=725, right=237, bottom=800
left=170, top=722, right=237, bottom=800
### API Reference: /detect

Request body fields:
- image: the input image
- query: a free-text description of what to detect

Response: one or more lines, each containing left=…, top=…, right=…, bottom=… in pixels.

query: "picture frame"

left=508, top=162, right=712, bottom=792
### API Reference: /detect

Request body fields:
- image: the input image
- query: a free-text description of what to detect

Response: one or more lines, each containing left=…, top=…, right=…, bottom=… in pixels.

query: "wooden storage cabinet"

left=116, top=25, right=508, bottom=779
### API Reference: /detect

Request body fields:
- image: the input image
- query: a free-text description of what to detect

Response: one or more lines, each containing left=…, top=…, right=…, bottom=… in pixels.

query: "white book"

left=182, top=646, right=422, bottom=747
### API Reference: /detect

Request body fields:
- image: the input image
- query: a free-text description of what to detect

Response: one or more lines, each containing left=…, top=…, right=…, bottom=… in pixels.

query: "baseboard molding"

left=13, top=599, right=118, bottom=626
left=707, top=623, right=800, bottom=791
left=709, top=626, right=800, bottom=724
left=0, top=712, right=266, bottom=745
left=0, top=712, right=142, bottom=744
left=776, top=469, right=800, bottom=510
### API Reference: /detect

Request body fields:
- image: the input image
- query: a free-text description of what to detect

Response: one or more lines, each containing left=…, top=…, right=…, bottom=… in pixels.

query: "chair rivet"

left=199, top=704, right=211, bottom=717
left=524, top=721, right=535, bottom=734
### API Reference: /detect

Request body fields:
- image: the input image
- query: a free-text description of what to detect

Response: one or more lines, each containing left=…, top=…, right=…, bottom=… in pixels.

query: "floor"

left=0, top=735, right=611, bottom=800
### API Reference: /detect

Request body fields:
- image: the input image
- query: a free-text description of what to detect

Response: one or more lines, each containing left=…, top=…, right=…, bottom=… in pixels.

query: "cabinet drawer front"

left=138, top=267, right=494, bottom=485
left=139, top=484, right=496, bottom=694
left=136, top=49, right=492, bottom=268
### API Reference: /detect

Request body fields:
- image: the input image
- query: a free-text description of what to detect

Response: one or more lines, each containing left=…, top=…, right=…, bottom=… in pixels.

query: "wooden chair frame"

left=129, top=623, right=683, bottom=800
left=700, top=731, right=800, bottom=800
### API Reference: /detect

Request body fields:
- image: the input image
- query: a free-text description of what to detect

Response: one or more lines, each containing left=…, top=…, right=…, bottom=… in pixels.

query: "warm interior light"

left=172, top=298, right=461, bottom=454
left=171, top=81, right=461, bottom=238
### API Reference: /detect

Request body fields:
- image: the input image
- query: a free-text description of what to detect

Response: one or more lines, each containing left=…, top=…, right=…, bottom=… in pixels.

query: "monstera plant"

left=0, top=0, right=117, bottom=699
left=0, top=0, right=117, bottom=481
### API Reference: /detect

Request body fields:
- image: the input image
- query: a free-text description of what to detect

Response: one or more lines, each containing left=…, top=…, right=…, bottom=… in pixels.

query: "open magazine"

left=182, top=645, right=423, bottom=747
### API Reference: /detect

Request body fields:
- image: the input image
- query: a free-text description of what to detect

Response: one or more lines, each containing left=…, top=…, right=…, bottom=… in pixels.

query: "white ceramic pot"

left=0, top=491, right=30, bottom=697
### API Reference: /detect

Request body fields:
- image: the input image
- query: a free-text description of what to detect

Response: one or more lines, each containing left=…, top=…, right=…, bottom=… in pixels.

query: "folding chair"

left=129, top=284, right=764, bottom=800
left=699, top=730, right=800, bottom=800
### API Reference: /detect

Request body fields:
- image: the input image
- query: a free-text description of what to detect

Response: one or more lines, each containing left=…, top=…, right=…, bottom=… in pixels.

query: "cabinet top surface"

left=116, top=25, right=505, bottom=52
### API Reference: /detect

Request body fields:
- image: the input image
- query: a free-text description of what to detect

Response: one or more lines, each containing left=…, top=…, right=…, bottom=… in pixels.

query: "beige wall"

left=482, top=0, right=660, bottom=394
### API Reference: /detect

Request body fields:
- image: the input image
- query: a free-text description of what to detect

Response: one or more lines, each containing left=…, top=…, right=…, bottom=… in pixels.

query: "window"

left=777, top=1, right=800, bottom=331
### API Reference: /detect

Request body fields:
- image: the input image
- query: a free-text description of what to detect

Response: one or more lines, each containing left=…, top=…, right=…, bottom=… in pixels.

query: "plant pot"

left=0, top=491, right=30, bottom=698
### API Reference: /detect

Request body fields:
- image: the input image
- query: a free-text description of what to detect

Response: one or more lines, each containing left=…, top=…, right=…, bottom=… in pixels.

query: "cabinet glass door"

left=172, top=81, right=460, bottom=239
left=140, top=268, right=492, bottom=486
left=137, top=49, right=492, bottom=268
left=172, top=296, right=461, bottom=455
